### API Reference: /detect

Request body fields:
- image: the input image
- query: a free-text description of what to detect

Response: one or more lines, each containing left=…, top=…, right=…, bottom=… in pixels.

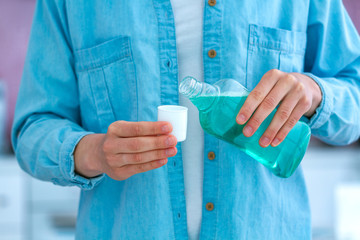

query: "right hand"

left=74, top=121, right=178, bottom=181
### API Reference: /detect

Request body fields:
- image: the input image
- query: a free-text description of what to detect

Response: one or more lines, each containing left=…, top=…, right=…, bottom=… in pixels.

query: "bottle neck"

left=179, top=76, right=219, bottom=111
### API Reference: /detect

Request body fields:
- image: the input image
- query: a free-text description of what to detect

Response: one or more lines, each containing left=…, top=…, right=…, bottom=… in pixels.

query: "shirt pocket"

left=246, top=24, right=307, bottom=90
left=74, top=36, right=137, bottom=132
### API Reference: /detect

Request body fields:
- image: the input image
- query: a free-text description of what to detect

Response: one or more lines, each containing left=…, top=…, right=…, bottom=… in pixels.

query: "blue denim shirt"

left=12, top=0, right=360, bottom=239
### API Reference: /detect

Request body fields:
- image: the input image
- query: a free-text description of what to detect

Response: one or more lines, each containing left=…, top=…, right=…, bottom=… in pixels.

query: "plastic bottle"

left=179, top=76, right=311, bottom=178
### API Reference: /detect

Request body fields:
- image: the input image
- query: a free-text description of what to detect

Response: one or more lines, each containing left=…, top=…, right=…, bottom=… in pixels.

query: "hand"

left=236, top=69, right=322, bottom=148
left=74, top=121, right=177, bottom=180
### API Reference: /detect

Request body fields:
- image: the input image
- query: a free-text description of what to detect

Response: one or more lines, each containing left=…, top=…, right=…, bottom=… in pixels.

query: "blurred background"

left=0, top=0, right=360, bottom=240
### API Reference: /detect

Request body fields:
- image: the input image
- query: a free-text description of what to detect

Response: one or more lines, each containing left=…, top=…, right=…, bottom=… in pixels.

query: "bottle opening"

left=179, top=76, right=203, bottom=98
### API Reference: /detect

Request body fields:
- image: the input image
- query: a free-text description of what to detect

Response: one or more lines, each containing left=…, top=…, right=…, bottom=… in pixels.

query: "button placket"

left=201, top=0, right=222, bottom=237
left=152, top=1, right=188, bottom=238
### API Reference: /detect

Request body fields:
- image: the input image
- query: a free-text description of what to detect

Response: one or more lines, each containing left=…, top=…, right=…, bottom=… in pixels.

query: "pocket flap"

left=74, top=36, right=132, bottom=71
left=249, top=24, right=306, bottom=54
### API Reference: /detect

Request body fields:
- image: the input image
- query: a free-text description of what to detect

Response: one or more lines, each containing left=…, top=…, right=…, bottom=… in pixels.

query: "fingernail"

left=260, top=137, right=270, bottom=147
left=158, top=159, right=167, bottom=165
left=162, top=125, right=170, bottom=133
left=243, top=126, right=253, bottom=136
left=166, top=137, right=174, bottom=146
left=272, top=138, right=280, bottom=146
left=237, top=114, right=246, bottom=124
left=165, top=148, right=174, bottom=156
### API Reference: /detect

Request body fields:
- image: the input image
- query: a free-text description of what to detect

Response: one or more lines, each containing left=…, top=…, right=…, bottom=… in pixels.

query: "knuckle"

left=276, top=132, right=287, bottom=142
left=278, top=108, right=290, bottom=121
left=119, top=154, right=127, bottom=165
left=107, top=123, right=117, bottom=134
left=102, top=140, right=112, bottom=153
left=117, top=120, right=126, bottom=125
left=250, top=116, right=262, bottom=127
left=129, top=139, right=141, bottom=152
left=265, top=129, right=277, bottom=139
left=158, top=150, right=165, bottom=159
left=295, top=82, right=306, bottom=93
left=157, top=137, right=165, bottom=148
left=250, top=90, right=263, bottom=102
left=135, top=164, right=145, bottom=173
left=287, top=117, right=298, bottom=128
left=149, top=161, right=157, bottom=169
left=151, top=124, right=158, bottom=135
left=111, top=121, right=125, bottom=133
left=263, top=96, right=277, bottom=109
left=268, top=69, right=281, bottom=76
left=283, top=74, right=297, bottom=85
left=301, top=98, right=312, bottom=110
left=133, top=153, right=142, bottom=163
left=133, top=124, right=142, bottom=136
left=241, top=106, right=253, bottom=118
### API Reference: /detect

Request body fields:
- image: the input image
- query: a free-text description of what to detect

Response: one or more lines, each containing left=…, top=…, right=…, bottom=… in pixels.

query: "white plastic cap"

left=157, top=105, right=188, bottom=142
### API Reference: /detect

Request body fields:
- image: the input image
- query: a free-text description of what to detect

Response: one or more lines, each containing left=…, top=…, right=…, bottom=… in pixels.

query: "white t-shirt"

left=170, top=0, right=205, bottom=239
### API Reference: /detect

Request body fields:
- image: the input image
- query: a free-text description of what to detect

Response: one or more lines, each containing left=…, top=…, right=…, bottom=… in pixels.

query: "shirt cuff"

left=302, top=72, right=333, bottom=130
left=59, top=131, right=105, bottom=190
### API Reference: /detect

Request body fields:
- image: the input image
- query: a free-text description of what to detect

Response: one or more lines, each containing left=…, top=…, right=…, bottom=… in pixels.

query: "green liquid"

left=191, top=95, right=311, bottom=178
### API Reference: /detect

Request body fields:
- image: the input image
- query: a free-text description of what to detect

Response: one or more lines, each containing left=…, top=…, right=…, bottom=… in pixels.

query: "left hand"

left=236, top=69, right=322, bottom=148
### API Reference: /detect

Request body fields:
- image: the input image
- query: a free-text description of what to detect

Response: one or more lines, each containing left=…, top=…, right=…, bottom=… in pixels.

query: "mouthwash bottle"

left=179, top=76, right=311, bottom=178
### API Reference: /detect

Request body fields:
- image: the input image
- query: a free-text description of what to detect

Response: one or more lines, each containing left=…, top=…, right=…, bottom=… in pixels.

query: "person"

left=12, top=0, right=360, bottom=239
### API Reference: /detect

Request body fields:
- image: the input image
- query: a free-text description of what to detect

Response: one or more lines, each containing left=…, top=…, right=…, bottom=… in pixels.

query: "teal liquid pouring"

left=179, top=77, right=311, bottom=178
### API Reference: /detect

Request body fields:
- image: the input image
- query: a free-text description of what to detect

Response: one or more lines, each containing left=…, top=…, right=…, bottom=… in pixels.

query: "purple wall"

left=0, top=0, right=359, bottom=148
left=344, top=0, right=360, bottom=31
left=0, top=0, right=35, bottom=148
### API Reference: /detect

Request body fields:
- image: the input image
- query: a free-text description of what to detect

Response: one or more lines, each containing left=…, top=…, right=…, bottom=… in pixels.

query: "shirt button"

left=207, top=151, right=216, bottom=160
left=206, top=202, right=214, bottom=211
left=208, top=0, right=216, bottom=6
left=208, top=49, right=217, bottom=58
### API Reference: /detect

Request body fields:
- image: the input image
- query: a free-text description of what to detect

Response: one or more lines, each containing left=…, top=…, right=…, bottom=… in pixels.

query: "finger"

left=242, top=79, right=294, bottom=138
left=113, top=135, right=177, bottom=153
left=110, top=158, right=168, bottom=181
left=258, top=84, right=304, bottom=147
left=108, top=147, right=177, bottom=167
left=271, top=98, right=311, bottom=147
left=119, top=158, right=168, bottom=178
left=236, top=69, right=284, bottom=125
left=108, top=121, right=172, bottom=137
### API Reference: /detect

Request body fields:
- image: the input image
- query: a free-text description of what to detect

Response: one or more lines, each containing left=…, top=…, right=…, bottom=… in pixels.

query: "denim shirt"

left=12, top=0, right=360, bottom=239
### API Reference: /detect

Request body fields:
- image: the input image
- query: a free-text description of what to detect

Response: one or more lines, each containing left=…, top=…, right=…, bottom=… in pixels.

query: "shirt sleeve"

left=304, top=0, right=360, bottom=145
left=11, top=0, right=104, bottom=189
